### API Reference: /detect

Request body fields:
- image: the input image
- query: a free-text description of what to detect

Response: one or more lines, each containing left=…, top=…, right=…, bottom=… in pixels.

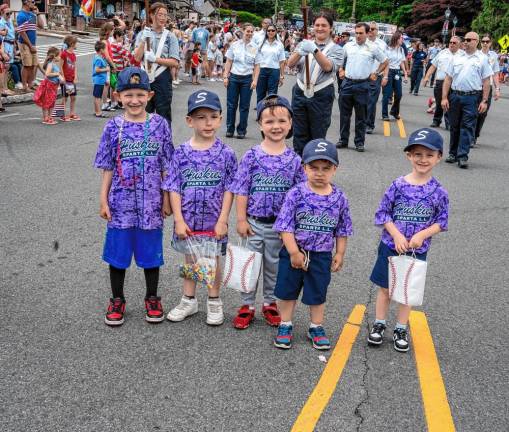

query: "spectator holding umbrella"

left=252, top=23, right=285, bottom=104
left=223, top=22, right=258, bottom=139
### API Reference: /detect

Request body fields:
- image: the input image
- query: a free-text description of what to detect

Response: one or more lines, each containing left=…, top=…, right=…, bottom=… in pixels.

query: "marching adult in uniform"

left=473, top=34, right=501, bottom=147
left=381, top=31, right=407, bottom=122
left=287, top=12, right=343, bottom=156
left=337, top=22, right=387, bottom=152
left=441, top=32, right=493, bottom=169
left=366, top=22, right=388, bottom=134
left=134, top=2, right=180, bottom=125
left=424, top=35, right=463, bottom=129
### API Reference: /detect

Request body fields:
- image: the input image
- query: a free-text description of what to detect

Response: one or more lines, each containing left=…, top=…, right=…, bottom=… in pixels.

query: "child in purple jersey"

left=230, top=95, right=306, bottom=330
left=94, top=68, right=174, bottom=327
left=367, top=128, right=449, bottom=353
left=163, top=90, right=237, bottom=326
left=273, top=139, right=353, bottom=350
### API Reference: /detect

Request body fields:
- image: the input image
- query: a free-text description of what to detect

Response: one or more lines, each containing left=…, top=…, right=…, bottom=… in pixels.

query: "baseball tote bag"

left=222, top=240, right=262, bottom=293
left=388, top=252, right=428, bottom=306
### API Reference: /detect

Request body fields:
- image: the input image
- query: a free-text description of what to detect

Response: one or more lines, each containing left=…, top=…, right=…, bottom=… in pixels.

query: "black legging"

left=109, top=265, right=160, bottom=299
left=146, top=68, right=172, bottom=125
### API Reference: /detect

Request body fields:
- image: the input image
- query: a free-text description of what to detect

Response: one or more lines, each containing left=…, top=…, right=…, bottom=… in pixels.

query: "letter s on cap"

left=315, top=141, right=328, bottom=152
left=195, top=92, right=207, bottom=103
left=414, top=130, right=430, bottom=141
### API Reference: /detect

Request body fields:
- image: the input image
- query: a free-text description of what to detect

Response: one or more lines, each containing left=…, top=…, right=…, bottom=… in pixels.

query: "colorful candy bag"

left=177, top=232, right=218, bottom=290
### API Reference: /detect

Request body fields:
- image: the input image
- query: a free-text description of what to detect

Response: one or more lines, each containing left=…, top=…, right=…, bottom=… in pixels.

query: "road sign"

left=498, top=34, right=509, bottom=50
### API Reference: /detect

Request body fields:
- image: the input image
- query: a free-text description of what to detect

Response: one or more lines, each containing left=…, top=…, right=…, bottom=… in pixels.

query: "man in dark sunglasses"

left=440, top=32, right=493, bottom=168
left=472, top=34, right=501, bottom=147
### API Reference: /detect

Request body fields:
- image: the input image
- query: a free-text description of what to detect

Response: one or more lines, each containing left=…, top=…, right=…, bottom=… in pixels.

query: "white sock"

left=248, top=305, right=255, bottom=310
left=309, top=322, right=322, bottom=329
left=281, top=321, right=292, bottom=326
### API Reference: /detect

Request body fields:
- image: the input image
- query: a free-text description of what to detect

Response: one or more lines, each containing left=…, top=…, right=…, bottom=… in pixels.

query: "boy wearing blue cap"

left=368, top=128, right=449, bottom=352
left=163, top=90, right=237, bottom=326
left=94, top=67, right=174, bottom=326
left=230, top=95, right=306, bottom=330
left=272, top=139, right=353, bottom=350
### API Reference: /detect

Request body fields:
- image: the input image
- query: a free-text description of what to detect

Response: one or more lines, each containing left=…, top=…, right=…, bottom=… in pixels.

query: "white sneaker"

left=167, top=297, right=198, bottom=322
left=172, top=80, right=179, bottom=85
left=172, top=83, right=178, bottom=88
left=206, top=298, right=224, bottom=326
left=15, top=82, right=24, bottom=90
left=209, top=78, right=216, bottom=82
left=176, top=79, right=182, bottom=84
left=101, top=103, right=109, bottom=111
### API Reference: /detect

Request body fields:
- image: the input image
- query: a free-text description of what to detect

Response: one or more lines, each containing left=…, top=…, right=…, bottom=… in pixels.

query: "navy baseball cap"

left=256, top=94, right=293, bottom=121
left=187, top=90, right=222, bottom=115
left=404, top=128, right=444, bottom=153
left=116, top=67, right=151, bottom=92
left=302, top=139, right=339, bottom=166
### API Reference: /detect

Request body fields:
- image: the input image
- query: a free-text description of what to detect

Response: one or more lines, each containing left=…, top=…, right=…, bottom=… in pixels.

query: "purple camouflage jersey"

left=231, top=145, right=306, bottom=218
left=162, top=138, right=237, bottom=241
left=274, top=182, right=353, bottom=252
left=94, top=114, right=174, bottom=230
left=374, top=176, right=449, bottom=254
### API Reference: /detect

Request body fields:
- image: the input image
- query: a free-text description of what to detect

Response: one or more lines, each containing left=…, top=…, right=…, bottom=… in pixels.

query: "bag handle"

left=189, top=230, right=216, bottom=237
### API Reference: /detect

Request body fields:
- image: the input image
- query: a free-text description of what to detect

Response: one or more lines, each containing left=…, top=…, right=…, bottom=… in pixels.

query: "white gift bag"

left=222, top=240, right=262, bottom=293
left=388, top=253, right=428, bottom=306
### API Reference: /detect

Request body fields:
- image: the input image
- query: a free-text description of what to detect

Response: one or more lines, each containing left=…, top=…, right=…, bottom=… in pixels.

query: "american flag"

left=16, top=20, right=37, bottom=34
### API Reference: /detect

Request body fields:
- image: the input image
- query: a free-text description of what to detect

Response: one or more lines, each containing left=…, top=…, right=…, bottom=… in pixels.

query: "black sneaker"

left=470, top=138, right=478, bottom=148
left=366, top=127, right=374, bottom=134
left=382, top=116, right=390, bottom=121
left=355, top=145, right=365, bottom=152
left=430, top=122, right=440, bottom=128
left=393, top=327, right=410, bottom=352
left=336, top=140, right=348, bottom=149
left=367, top=322, right=386, bottom=345
left=236, top=133, right=245, bottom=139
left=445, top=154, right=457, bottom=164
left=225, top=131, right=234, bottom=138
left=458, top=159, right=469, bottom=169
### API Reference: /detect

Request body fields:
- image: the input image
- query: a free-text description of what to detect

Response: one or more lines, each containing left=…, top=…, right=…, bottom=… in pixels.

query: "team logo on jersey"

left=182, top=167, right=222, bottom=189
left=250, top=173, right=292, bottom=194
left=393, top=203, right=433, bottom=223
left=295, top=211, right=337, bottom=233
left=120, top=138, right=160, bottom=158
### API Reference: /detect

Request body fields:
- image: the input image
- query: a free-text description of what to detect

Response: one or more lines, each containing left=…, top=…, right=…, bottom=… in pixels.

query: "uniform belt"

left=248, top=215, right=277, bottom=224
left=297, top=77, right=334, bottom=94
left=345, top=77, right=369, bottom=83
left=3, top=40, right=14, bottom=44
left=451, top=89, right=481, bottom=96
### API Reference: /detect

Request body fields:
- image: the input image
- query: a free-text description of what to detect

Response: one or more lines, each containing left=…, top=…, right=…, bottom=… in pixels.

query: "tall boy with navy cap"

left=94, top=67, right=174, bottom=326
left=368, top=127, right=449, bottom=352
left=163, top=90, right=238, bottom=326
left=272, top=138, right=353, bottom=350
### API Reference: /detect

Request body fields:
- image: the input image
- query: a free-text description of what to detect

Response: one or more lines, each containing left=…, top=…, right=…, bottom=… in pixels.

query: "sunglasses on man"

left=464, top=38, right=478, bottom=43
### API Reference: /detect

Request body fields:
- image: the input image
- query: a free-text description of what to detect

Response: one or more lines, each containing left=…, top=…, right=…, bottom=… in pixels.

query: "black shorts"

left=191, top=67, right=198, bottom=76
left=61, top=82, right=77, bottom=97
left=93, top=84, right=104, bottom=98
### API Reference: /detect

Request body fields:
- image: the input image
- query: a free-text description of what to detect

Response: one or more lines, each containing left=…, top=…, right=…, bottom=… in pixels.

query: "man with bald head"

left=424, top=35, right=464, bottom=129
left=441, top=32, right=492, bottom=168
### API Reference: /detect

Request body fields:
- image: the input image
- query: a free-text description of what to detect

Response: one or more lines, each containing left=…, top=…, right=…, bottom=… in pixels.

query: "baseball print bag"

left=222, top=239, right=262, bottom=293
left=388, top=252, right=428, bottom=306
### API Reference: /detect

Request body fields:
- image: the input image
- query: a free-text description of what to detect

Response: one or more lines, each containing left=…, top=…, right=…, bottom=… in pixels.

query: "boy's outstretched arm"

left=99, top=170, right=113, bottom=221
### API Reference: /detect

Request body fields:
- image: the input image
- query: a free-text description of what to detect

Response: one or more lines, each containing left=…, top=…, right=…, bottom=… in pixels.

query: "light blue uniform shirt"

left=432, top=48, right=464, bottom=81
left=342, top=40, right=387, bottom=79
left=226, top=40, right=258, bottom=76
left=255, top=39, right=285, bottom=69
left=446, top=50, right=493, bottom=91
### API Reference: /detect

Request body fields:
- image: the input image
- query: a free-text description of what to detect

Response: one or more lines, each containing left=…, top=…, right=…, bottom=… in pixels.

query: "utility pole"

left=350, top=0, right=357, bottom=23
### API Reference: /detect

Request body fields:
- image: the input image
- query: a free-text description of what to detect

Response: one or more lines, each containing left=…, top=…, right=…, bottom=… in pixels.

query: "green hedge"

left=218, top=8, right=263, bottom=27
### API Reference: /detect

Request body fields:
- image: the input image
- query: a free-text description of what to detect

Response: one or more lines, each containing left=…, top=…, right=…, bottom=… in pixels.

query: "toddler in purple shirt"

left=367, top=128, right=449, bottom=353
left=273, top=139, right=352, bottom=351
left=230, top=95, right=306, bottom=330
left=94, top=68, right=174, bottom=327
left=163, top=90, right=237, bottom=326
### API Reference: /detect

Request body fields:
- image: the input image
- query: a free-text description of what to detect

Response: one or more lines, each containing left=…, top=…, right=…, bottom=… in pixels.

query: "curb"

left=1, top=92, right=34, bottom=105
left=38, top=30, right=97, bottom=44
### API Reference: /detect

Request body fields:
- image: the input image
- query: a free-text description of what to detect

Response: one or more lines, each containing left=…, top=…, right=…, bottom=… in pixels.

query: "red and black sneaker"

left=144, top=296, right=164, bottom=323
left=105, top=297, right=126, bottom=326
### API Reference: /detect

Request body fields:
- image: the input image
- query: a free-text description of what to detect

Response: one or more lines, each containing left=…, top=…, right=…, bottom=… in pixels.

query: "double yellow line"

left=384, top=118, right=407, bottom=138
left=291, top=306, right=455, bottom=432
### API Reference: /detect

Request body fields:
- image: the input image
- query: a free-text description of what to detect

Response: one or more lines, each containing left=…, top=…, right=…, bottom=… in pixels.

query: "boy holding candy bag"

left=367, top=128, right=449, bottom=352
left=272, top=139, right=353, bottom=350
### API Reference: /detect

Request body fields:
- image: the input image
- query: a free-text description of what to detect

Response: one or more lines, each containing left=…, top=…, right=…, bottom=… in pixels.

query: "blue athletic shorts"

left=274, top=247, right=332, bottom=306
left=370, top=241, right=427, bottom=289
left=102, top=227, right=164, bottom=269
left=93, top=84, right=104, bottom=98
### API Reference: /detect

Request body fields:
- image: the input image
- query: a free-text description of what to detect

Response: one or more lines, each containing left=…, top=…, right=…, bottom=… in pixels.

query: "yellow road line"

left=383, top=120, right=391, bottom=137
left=409, top=311, right=456, bottom=432
left=397, top=118, right=407, bottom=138
left=291, top=305, right=366, bottom=432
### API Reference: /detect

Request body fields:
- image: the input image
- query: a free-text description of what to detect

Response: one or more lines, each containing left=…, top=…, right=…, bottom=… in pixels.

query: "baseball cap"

left=404, top=127, right=443, bottom=153
left=187, top=90, right=222, bottom=115
left=302, top=139, right=339, bottom=166
left=116, top=67, right=151, bottom=92
left=256, top=94, right=293, bottom=121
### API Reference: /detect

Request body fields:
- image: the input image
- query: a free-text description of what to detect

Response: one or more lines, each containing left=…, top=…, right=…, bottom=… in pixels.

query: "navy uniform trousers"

left=448, top=91, right=481, bottom=161
left=339, top=79, right=370, bottom=148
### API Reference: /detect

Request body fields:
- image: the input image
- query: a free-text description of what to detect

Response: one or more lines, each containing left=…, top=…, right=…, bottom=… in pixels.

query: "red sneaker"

left=105, top=297, right=126, bottom=326
left=262, top=303, right=281, bottom=327
left=144, top=296, right=164, bottom=323
left=233, top=305, right=255, bottom=329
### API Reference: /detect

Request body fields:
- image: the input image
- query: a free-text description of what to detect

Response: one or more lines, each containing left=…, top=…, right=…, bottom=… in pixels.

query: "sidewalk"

left=1, top=90, right=34, bottom=106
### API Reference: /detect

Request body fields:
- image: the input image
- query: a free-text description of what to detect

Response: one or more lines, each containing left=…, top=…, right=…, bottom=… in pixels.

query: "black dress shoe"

left=366, top=127, right=374, bottom=134
left=391, top=113, right=401, bottom=120
left=445, top=154, right=457, bottom=164
left=226, top=132, right=234, bottom=138
left=458, top=159, right=469, bottom=169
left=355, top=145, right=365, bottom=152
left=430, top=122, right=440, bottom=128
left=336, top=141, right=348, bottom=148
left=236, top=133, right=245, bottom=139
left=382, top=116, right=390, bottom=121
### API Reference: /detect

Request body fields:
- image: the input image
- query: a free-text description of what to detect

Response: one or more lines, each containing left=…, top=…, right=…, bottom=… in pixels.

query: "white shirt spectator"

left=432, top=48, right=464, bottom=81
left=207, top=40, right=217, bottom=60
left=255, top=39, right=285, bottom=69
left=447, top=50, right=493, bottom=91
left=343, top=40, right=387, bottom=79
left=386, top=46, right=405, bottom=69
left=483, top=50, right=500, bottom=85
left=226, top=39, right=258, bottom=75
left=252, top=29, right=266, bottom=47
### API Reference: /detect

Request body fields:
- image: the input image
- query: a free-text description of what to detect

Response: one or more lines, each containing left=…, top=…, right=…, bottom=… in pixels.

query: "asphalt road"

left=1, top=36, right=508, bottom=432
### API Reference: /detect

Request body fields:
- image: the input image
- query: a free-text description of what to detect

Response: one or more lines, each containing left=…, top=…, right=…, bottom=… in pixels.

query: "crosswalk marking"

left=384, top=120, right=391, bottom=136
left=37, top=43, right=95, bottom=62
left=383, top=118, right=407, bottom=139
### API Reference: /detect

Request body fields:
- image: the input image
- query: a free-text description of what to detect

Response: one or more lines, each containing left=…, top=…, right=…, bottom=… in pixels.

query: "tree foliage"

left=472, top=0, right=509, bottom=48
